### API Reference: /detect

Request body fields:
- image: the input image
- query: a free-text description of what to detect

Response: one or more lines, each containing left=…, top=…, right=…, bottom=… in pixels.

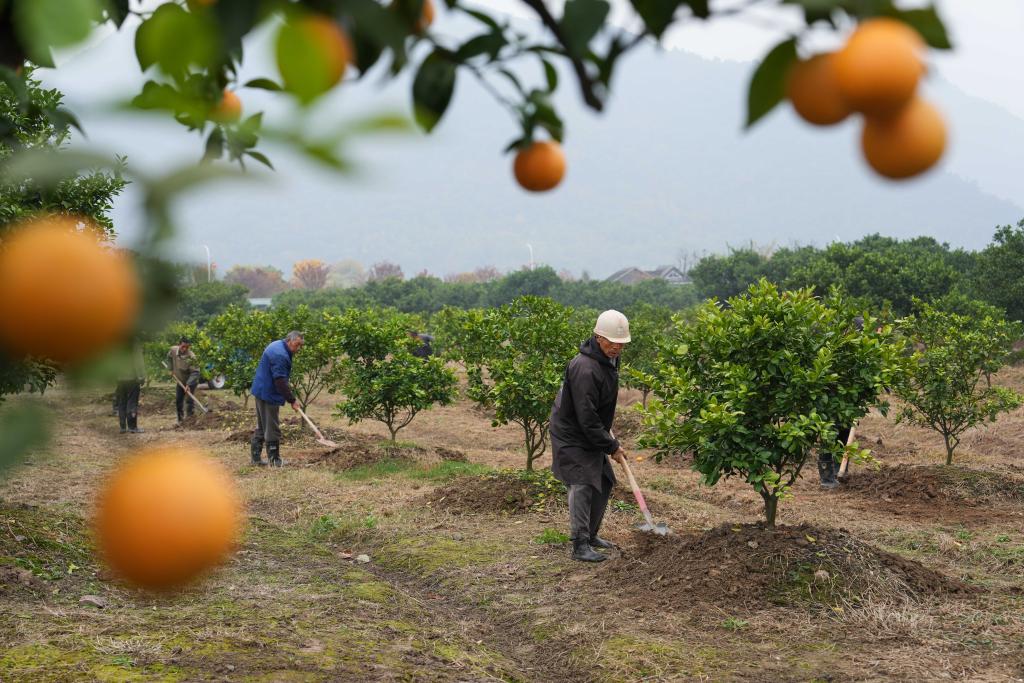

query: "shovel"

left=611, top=455, right=670, bottom=536
left=837, top=424, right=857, bottom=480
left=170, top=373, right=209, bottom=414
left=296, top=406, right=338, bottom=448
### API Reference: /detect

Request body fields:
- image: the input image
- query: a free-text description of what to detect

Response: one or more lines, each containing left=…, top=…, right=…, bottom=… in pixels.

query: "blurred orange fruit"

left=211, top=89, right=242, bottom=123
left=861, top=97, right=946, bottom=179
left=834, top=18, right=925, bottom=117
left=276, top=15, right=353, bottom=103
left=95, top=445, right=242, bottom=590
left=416, top=0, right=435, bottom=33
left=786, top=53, right=851, bottom=126
left=0, top=216, right=139, bottom=364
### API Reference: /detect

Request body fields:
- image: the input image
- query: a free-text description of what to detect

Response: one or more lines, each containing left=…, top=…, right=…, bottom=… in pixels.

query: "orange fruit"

left=415, top=0, right=435, bottom=33
left=834, top=18, right=925, bottom=117
left=276, top=15, right=353, bottom=103
left=861, top=97, right=946, bottom=179
left=786, top=53, right=851, bottom=126
left=95, top=445, right=242, bottom=590
left=211, top=89, right=242, bottom=123
left=0, top=216, right=139, bottom=364
left=513, top=140, right=566, bottom=192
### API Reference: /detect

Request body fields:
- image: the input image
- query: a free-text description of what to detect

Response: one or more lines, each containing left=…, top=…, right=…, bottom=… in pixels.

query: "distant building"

left=248, top=297, right=273, bottom=310
left=605, top=265, right=692, bottom=286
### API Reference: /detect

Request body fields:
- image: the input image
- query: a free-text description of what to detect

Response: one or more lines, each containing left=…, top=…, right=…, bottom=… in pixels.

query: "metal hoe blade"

left=638, top=521, right=671, bottom=536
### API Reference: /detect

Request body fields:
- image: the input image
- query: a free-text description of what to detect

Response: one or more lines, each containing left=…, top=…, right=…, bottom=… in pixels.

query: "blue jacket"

left=251, top=339, right=294, bottom=406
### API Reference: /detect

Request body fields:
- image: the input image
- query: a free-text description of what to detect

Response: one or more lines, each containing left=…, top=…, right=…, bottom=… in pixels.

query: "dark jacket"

left=250, top=340, right=295, bottom=406
left=411, top=334, right=434, bottom=359
left=549, top=336, right=620, bottom=489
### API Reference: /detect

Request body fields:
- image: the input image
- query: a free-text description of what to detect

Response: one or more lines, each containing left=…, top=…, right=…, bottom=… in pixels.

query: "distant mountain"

left=44, top=23, right=1024, bottom=278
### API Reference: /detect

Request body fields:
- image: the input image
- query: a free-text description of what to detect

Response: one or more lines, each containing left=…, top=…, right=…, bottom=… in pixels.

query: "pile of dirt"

left=599, top=523, right=976, bottom=611
left=174, top=406, right=249, bottom=431
left=428, top=470, right=566, bottom=514
left=842, top=465, right=1024, bottom=508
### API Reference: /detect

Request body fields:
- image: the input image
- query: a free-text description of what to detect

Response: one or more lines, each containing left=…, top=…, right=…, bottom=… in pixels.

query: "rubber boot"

left=127, top=415, right=144, bottom=433
left=818, top=458, right=838, bottom=490
left=267, top=441, right=283, bottom=468
left=571, top=538, right=607, bottom=563
left=250, top=436, right=266, bottom=467
left=590, top=535, right=615, bottom=550
left=118, top=414, right=127, bottom=434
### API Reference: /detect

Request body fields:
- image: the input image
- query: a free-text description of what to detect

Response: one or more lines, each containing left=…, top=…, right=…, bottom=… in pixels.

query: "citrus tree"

left=202, top=306, right=274, bottom=406
left=334, top=307, right=456, bottom=441
left=894, top=302, right=1024, bottom=465
left=620, top=304, right=674, bottom=408
left=639, top=280, right=903, bottom=527
left=445, top=296, right=587, bottom=470
left=269, top=305, right=346, bottom=411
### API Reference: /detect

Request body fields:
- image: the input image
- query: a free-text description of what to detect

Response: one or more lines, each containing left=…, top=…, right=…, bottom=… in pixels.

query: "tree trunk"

left=642, top=389, right=649, bottom=409
left=388, top=424, right=398, bottom=442
left=762, top=494, right=778, bottom=528
left=944, top=434, right=955, bottom=466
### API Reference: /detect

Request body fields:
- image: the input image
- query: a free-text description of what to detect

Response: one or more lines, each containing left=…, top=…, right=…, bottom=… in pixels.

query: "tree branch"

left=518, top=0, right=604, bottom=111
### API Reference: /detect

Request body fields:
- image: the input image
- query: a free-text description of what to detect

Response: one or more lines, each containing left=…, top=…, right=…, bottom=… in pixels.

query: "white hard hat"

left=594, top=310, right=631, bottom=343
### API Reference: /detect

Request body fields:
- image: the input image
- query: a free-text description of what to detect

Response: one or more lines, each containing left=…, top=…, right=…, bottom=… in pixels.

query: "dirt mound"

left=599, top=523, right=975, bottom=611
left=174, top=406, right=249, bottom=431
left=435, top=447, right=467, bottom=462
left=428, top=470, right=566, bottom=514
left=842, top=465, right=1024, bottom=509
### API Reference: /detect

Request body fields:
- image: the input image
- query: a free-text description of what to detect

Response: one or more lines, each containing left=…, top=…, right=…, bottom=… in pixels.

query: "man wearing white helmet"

left=549, top=310, right=630, bottom=562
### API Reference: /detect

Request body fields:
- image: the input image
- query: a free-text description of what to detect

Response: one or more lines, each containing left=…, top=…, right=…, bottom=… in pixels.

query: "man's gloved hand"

left=610, top=449, right=626, bottom=465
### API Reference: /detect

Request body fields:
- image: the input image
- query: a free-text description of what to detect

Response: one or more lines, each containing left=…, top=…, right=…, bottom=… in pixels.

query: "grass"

left=533, top=528, right=569, bottom=545
left=336, top=459, right=493, bottom=482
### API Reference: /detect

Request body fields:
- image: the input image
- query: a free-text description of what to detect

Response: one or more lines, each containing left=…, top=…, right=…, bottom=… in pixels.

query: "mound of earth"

left=174, top=406, right=249, bottom=431
left=599, top=523, right=975, bottom=611
left=428, top=470, right=566, bottom=514
left=842, top=465, right=1024, bottom=507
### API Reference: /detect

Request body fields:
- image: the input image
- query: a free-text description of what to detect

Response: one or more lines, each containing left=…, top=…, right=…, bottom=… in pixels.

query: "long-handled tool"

left=296, top=406, right=337, bottom=448
left=611, top=455, right=670, bottom=536
left=837, top=424, right=857, bottom=480
left=170, top=373, right=209, bottom=414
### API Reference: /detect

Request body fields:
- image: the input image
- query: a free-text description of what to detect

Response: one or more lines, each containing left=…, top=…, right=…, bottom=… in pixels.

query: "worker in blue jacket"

left=250, top=331, right=304, bottom=467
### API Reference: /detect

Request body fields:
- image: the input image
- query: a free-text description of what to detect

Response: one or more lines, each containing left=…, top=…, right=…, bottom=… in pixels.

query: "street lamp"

left=526, top=243, right=534, bottom=271
left=201, top=244, right=212, bottom=282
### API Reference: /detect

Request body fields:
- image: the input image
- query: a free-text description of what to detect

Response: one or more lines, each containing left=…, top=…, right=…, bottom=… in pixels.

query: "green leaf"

left=745, top=37, right=797, bottom=129
left=892, top=7, right=952, bottom=50
left=246, top=150, right=275, bottom=170
left=541, top=58, right=558, bottom=92
left=455, top=32, right=507, bottom=61
left=680, top=0, right=710, bottom=19
left=0, top=402, right=51, bottom=477
left=629, top=0, right=681, bottom=38
left=203, top=127, right=225, bottom=164
left=412, top=51, right=456, bottom=133
left=135, top=3, right=218, bottom=76
left=14, top=0, right=100, bottom=62
left=244, top=78, right=283, bottom=92
left=560, top=0, right=610, bottom=57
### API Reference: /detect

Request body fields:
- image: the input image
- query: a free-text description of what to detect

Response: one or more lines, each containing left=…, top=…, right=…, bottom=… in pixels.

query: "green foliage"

left=894, top=302, right=1024, bottom=465
left=334, top=308, right=457, bottom=441
left=177, top=281, right=250, bottom=326
left=620, top=304, right=674, bottom=407
left=273, top=266, right=698, bottom=314
left=533, top=528, right=570, bottom=545
left=640, top=280, right=903, bottom=526
left=0, top=70, right=126, bottom=236
left=444, top=296, right=588, bottom=469
left=967, top=219, right=1024, bottom=323
left=689, top=234, right=987, bottom=317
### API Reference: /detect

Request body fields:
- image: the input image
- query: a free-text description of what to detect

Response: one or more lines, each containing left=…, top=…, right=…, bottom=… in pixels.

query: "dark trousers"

left=568, top=478, right=612, bottom=541
left=175, top=381, right=198, bottom=419
left=818, top=425, right=853, bottom=476
left=253, top=398, right=282, bottom=445
left=116, top=380, right=141, bottom=429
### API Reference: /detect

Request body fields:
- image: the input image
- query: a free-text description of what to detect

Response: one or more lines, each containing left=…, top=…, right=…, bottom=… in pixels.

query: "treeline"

left=271, top=267, right=699, bottom=313
left=689, top=221, right=1024, bottom=320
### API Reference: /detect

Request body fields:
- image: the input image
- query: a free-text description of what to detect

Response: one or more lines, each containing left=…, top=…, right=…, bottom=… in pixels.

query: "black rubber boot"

left=571, top=538, right=607, bottom=563
left=267, top=442, right=283, bottom=468
left=127, top=415, right=144, bottom=433
left=250, top=437, right=266, bottom=467
left=590, top=535, right=615, bottom=550
left=818, top=458, right=838, bottom=490
left=118, top=414, right=127, bottom=434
